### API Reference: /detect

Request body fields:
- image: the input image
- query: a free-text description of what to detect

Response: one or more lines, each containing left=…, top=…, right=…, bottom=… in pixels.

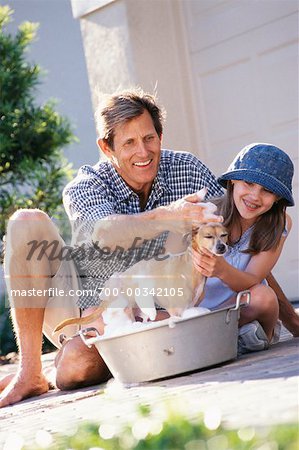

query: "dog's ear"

left=183, top=231, right=193, bottom=245
left=191, top=232, right=201, bottom=253
left=191, top=225, right=200, bottom=238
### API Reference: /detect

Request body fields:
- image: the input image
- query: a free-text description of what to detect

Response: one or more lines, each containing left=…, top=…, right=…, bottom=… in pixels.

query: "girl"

left=195, top=143, right=295, bottom=354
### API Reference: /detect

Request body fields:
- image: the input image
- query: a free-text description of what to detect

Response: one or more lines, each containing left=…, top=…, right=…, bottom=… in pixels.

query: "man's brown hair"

left=95, top=88, right=166, bottom=149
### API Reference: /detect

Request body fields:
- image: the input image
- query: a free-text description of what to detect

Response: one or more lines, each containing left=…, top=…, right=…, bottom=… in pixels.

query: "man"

left=0, top=89, right=223, bottom=407
left=0, top=89, right=298, bottom=407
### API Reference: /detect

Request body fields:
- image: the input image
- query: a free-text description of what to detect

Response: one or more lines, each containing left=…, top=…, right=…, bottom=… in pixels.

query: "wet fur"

left=53, top=223, right=228, bottom=333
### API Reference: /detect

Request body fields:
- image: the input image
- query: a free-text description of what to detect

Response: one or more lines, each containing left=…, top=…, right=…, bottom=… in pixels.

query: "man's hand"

left=285, top=314, right=299, bottom=337
left=266, top=272, right=299, bottom=337
left=159, top=188, right=223, bottom=234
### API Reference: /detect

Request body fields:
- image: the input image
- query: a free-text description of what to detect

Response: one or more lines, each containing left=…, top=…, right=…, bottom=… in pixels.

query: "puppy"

left=53, top=222, right=228, bottom=333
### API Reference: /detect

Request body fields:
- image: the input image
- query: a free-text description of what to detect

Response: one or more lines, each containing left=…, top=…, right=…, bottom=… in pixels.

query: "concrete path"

left=0, top=327, right=298, bottom=448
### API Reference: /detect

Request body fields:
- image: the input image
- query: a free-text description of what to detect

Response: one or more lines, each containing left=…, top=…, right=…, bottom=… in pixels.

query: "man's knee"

left=6, top=209, right=50, bottom=249
left=55, top=336, right=110, bottom=390
left=5, top=210, right=62, bottom=268
left=8, top=209, right=49, bottom=229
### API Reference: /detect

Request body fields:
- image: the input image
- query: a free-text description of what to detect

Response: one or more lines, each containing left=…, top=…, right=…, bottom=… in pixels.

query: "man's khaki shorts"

left=43, top=259, right=80, bottom=348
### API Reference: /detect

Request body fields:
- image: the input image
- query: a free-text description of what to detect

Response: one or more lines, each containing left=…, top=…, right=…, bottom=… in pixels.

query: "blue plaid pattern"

left=63, top=149, right=223, bottom=309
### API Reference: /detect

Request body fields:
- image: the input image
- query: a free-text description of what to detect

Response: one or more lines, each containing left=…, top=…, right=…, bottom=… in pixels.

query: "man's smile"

left=133, top=159, right=153, bottom=167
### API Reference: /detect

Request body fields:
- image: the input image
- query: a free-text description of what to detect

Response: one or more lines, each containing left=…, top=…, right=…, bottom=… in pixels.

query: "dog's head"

left=192, top=223, right=228, bottom=255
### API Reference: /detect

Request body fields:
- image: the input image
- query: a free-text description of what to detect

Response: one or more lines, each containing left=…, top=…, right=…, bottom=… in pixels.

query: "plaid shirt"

left=63, top=149, right=223, bottom=309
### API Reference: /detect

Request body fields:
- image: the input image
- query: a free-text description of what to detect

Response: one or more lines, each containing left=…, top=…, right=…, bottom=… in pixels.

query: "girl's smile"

left=232, top=180, right=279, bottom=226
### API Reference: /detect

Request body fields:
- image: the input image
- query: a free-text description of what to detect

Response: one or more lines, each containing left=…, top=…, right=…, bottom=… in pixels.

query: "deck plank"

left=0, top=335, right=298, bottom=446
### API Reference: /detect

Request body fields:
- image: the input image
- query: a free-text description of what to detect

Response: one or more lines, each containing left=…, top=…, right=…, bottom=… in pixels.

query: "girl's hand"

left=190, top=247, right=226, bottom=278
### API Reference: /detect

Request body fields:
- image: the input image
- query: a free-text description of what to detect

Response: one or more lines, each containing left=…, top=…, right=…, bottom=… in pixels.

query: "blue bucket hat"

left=218, top=143, right=294, bottom=206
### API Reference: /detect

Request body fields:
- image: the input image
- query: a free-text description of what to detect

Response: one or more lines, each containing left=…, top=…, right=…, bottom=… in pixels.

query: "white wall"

left=76, top=0, right=199, bottom=155
left=182, top=0, right=299, bottom=299
left=73, top=0, right=298, bottom=299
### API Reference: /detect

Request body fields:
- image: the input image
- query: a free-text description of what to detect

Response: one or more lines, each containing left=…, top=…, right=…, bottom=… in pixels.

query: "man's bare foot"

left=0, top=369, right=56, bottom=394
left=0, top=373, right=15, bottom=391
left=0, top=371, right=49, bottom=407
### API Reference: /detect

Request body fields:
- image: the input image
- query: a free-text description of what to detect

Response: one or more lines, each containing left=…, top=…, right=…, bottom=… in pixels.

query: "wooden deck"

left=0, top=327, right=298, bottom=447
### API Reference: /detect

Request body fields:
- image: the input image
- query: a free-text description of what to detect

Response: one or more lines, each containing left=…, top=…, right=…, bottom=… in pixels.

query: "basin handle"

left=226, top=290, right=251, bottom=323
left=231, top=290, right=251, bottom=311
left=79, top=327, right=101, bottom=348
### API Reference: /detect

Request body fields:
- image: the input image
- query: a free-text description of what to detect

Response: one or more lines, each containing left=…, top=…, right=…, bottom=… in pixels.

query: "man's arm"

left=266, top=272, right=299, bottom=337
left=92, top=190, right=222, bottom=250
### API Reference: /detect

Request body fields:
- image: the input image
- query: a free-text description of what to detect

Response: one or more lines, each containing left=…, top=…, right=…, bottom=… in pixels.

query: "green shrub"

left=0, top=295, right=15, bottom=355
left=0, top=5, right=75, bottom=244
left=25, top=402, right=299, bottom=450
left=0, top=5, right=76, bottom=355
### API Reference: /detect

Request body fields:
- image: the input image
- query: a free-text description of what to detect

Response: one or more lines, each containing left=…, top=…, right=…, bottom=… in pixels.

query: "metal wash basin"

left=79, top=291, right=250, bottom=384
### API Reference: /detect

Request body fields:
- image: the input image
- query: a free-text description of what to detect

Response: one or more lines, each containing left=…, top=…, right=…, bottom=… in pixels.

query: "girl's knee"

left=251, top=284, right=278, bottom=310
left=247, top=284, right=279, bottom=320
left=240, top=284, right=278, bottom=324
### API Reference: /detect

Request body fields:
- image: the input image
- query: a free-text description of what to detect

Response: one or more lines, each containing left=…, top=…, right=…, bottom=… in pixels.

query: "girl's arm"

left=193, top=215, right=292, bottom=293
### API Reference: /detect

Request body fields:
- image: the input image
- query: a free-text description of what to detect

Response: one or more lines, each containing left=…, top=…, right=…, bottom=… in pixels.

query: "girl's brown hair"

left=213, top=182, right=286, bottom=255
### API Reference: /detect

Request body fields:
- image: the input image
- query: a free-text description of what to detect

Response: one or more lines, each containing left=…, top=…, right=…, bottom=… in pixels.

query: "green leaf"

left=17, top=21, right=39, bottom=47
left=0, top=5, right=13, bottom=30
left=0, top=6, right=76, bottom=241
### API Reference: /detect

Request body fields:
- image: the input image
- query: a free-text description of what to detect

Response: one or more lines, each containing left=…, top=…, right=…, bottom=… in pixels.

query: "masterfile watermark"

left=26, top=237, right=169, bottom=263
left=9, top=287, right=94, bottom=298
